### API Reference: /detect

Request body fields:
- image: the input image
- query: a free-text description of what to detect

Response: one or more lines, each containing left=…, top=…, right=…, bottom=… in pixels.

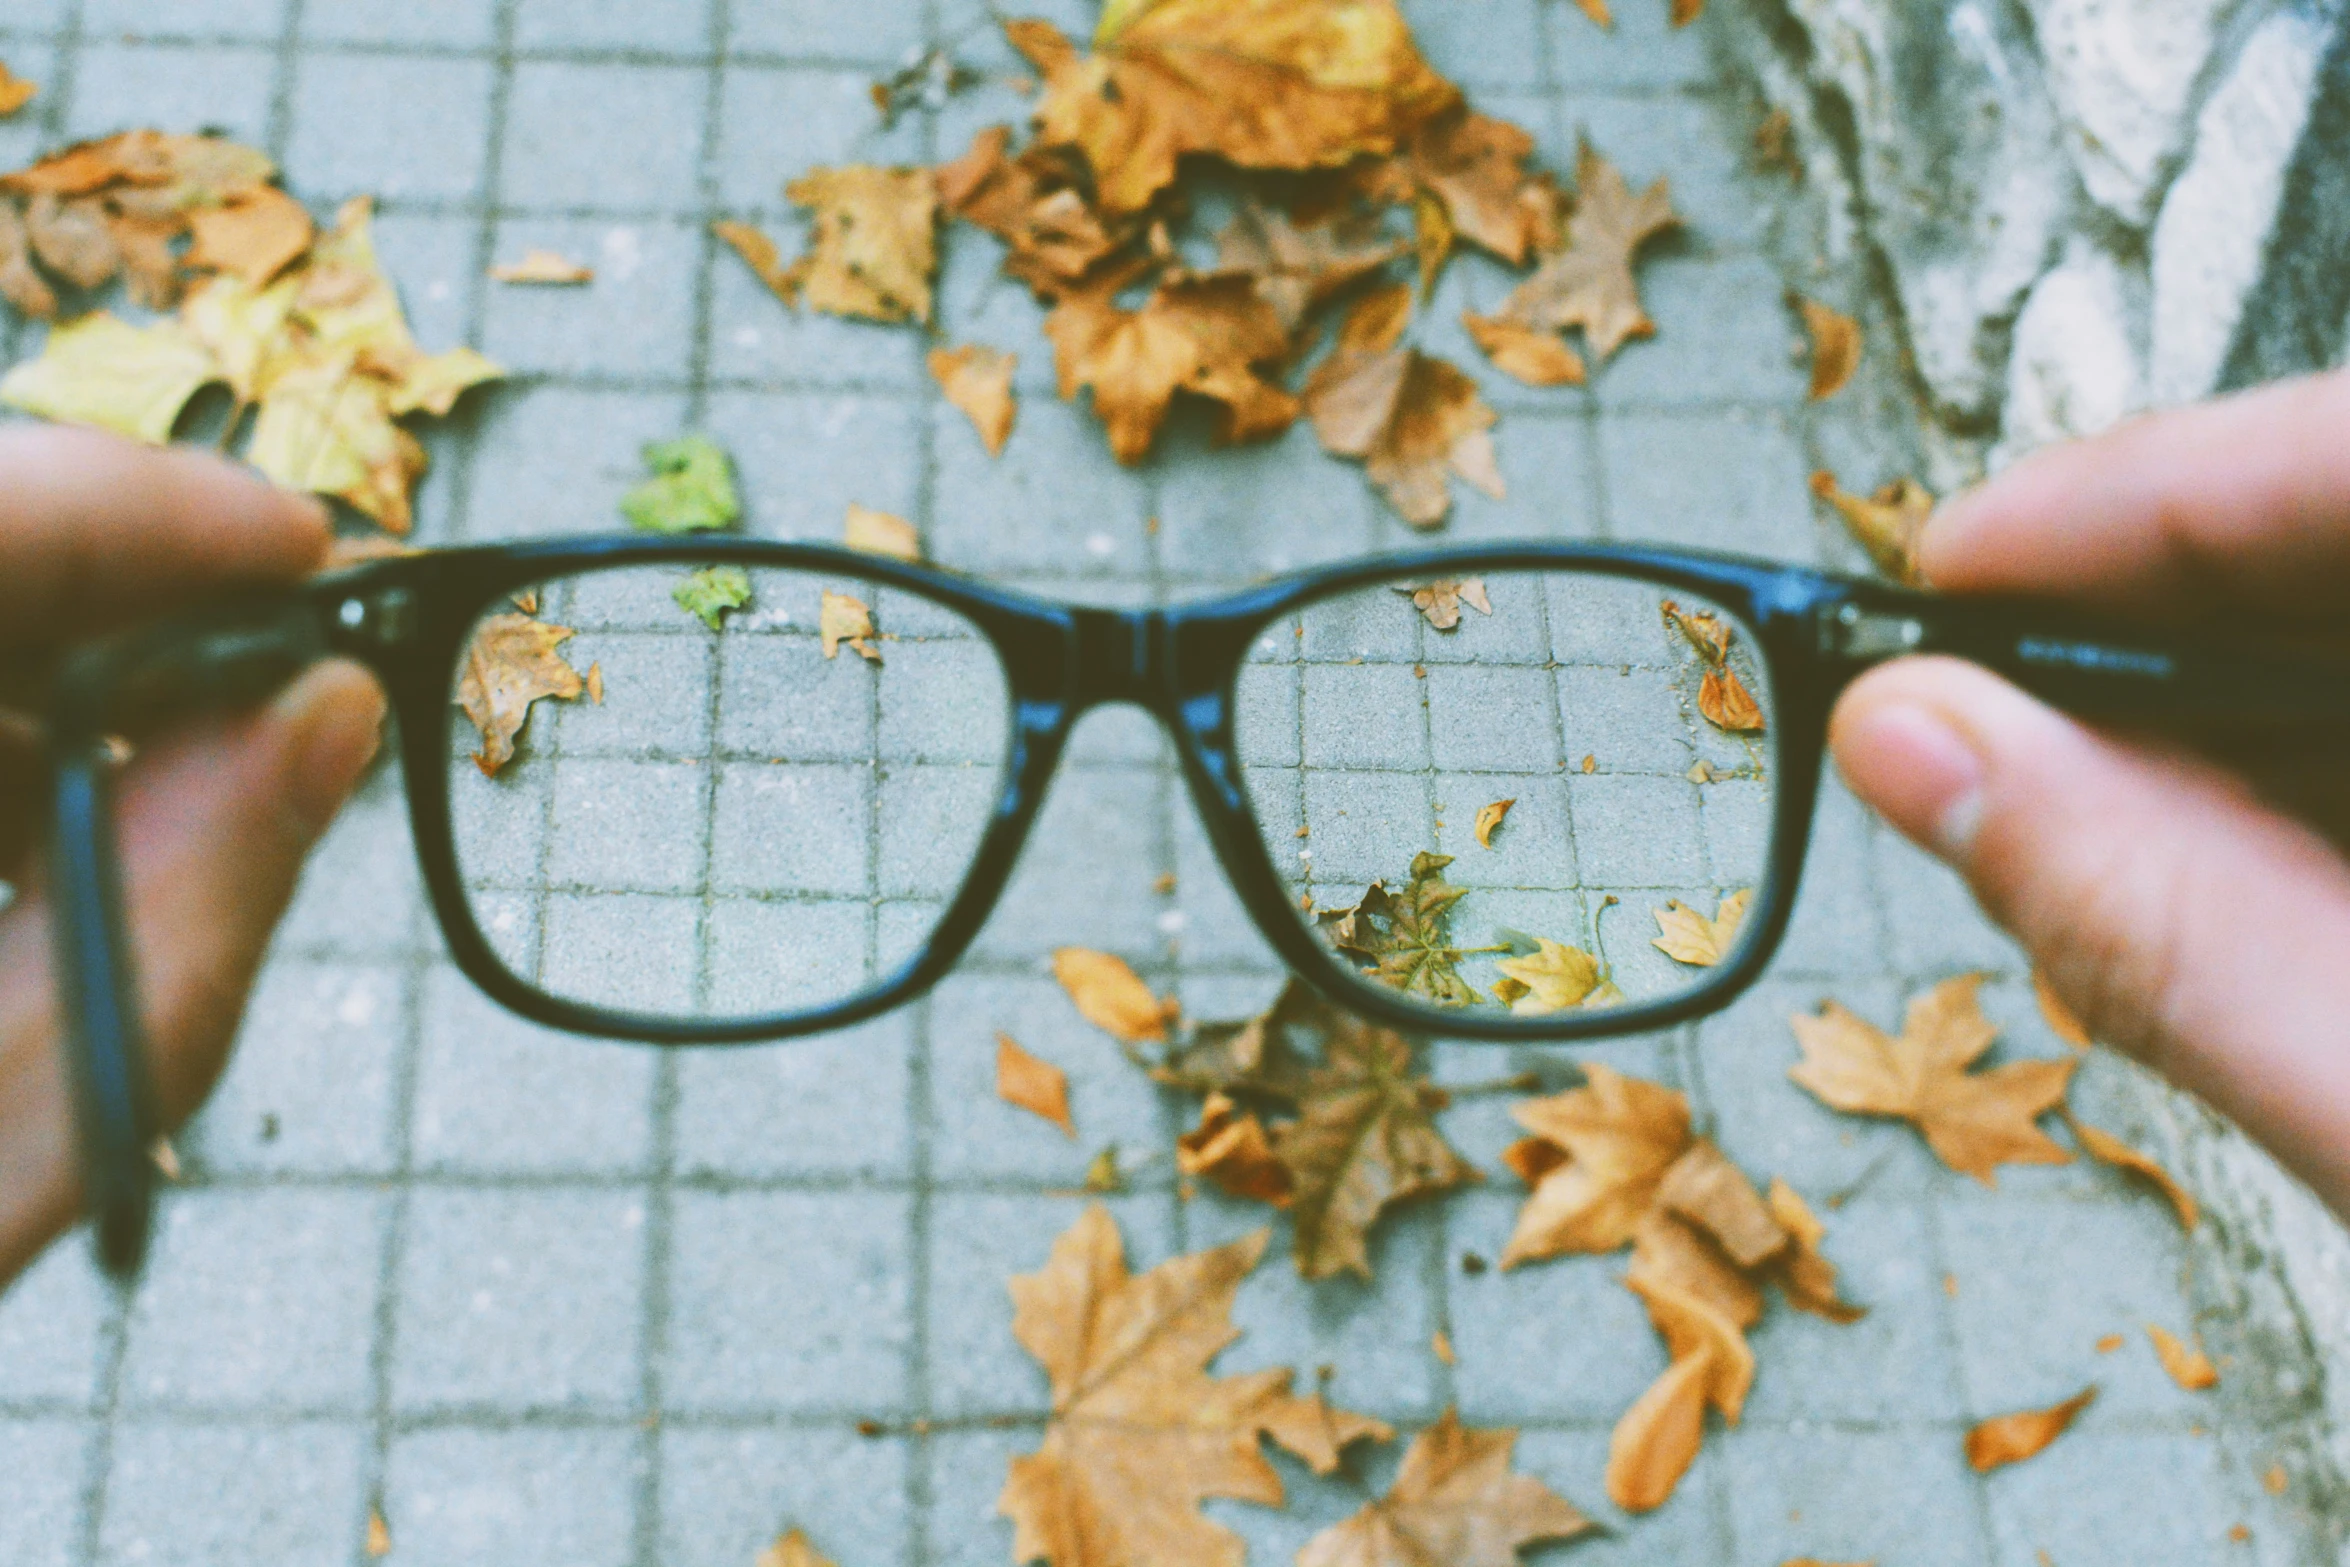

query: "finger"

left=1921, top=369, right=2350, bottom=621
left=1830, top=655, right=2350, bottom=1216
left=0, top=426, right=329, bottom=649
left=0, top=659, right=381, bottom=1281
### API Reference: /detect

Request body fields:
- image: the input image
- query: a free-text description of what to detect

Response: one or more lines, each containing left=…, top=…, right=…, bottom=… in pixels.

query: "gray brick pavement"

left=0, top=0, right=2334, bottom=1563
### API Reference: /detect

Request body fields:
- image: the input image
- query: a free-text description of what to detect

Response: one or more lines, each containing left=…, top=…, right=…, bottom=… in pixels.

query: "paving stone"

left=712, top=64, right=926, bottom=215
left=1598, top=407, right=1820, bottom=559
left=481, top=218, right=704, bottom=380
left=1721, top=1426, right=1992, bottom=1567
left=381, top=1425, right=641, bottom=1567
left=463, top=384, right=693, bottom=541
left=1548, top=0, right=1717, bottom=89
left=673, top=1014, right=915, bottom=1179
left=85, top=0, right=287, bottom=41
left=286, top=53, right=496, bottom=204
left=1980, top=1431, right=2268, bottom=1567
left=501, top=62, right=710, bottom=212
left=513, top=0, right=714, bottom=53
left=184, top=959, right=406, bottom=1177
left=0, top=1421, right=87, bottom=1567
left=67, top=44, right=275, bottom=148
left=657, top=1427, right=910, bottom=1567
left=0, top=1241, right=111, bottom=1408
left=97, top=1420, right=369, bottom=1567
left=1742, top=1198, right=1967, bottom=1422
left=302, top=0, right=498, bottom=48
left=729, top=0, right=926, bottom=63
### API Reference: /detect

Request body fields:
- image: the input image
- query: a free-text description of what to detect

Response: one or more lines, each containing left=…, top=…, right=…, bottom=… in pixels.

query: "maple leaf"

left=1013, top=3, right=1458, bottom=217
left=1795, top=294, right=1861, bottom=400
left=296, top=199, right=501, bottom=417
left=844, top=502, right=921, bottom=560
left=1318, top=850, right=1484, bottom=1005
left=1177, top=1091, right=1293, bottom=1204
left=1054, top=948, right=1172, bottom=1044
left=1965, top=1387, right=2095, bottom=1472
left=490, top=249, right=593, bottom=284
left=1810, top=470, right=1933, bottom=585
left=2067, top=1112, right=2198, bottom=1230
left=1212, top=203, right=1402, bottom=332
left=714, top=219, right=795, bottom=299
left=1492, top=938, right=1621, bottom=1016
left=1501, top=1063, right=1692, bottom=1265
left=997, top=1207, right=1389, bottom=1567
left=1272, top=1010, right=1477, bottom=1279
left=998, top=1033, right=1076, bottom=1137
left=1608, top=1272, right=1755, bottom=1512
left=622, top=436, right=740, bottom=533
left=181, top=271, right=299, bottom=403
left=775, top=164, right=938, bottom=324
left=1490, top=143, right=1677, bottom=363
left=1296, top=1410, right=1592, bottom=1567
left=184, top=187, right=314, bottom=286
left=247, top=348, right=430, bottom=532
left=757, top=1529, right=834, bottom=1567
left=1305, top=286, right=1504, bottom=527
left=1473, top=798, right=1514, bottom=848
left=673, top=565, right=751, bottom=630
left=936, top=126, right=1136, bottom=297
left=26, top=192, right=119, bottom=289
left=1394, top=576, right=1491, bottom=631
left=0, top=61, right=36, bottom=118
left=1461, top=312, right=1585, bottom=387
left=820, top=590, right=881, bottom=663
left=1763, top=1178, right=1864, bottom=1323
left=0, top=200, right=54, bottom=317
left=1392, top=106, right=1560, bottom=277
left=1651, top=888, right=1749, bottom=966
left=455, top=613, right=585, bottom=776
left=1789, top=975, right=2077, bottom=1184
left=1149, top=977, right=1319, bottom=1098
left=930, top=342, right=1018, bottom=455
left=1046, top=270, right=1299, bottom=464
left=0, top=311, right=220, bottom=443
left=2147, top=1325, right=2218, bottom=1391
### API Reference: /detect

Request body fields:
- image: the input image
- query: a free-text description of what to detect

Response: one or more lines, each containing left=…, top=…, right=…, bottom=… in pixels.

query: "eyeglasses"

left=47, top=535, right=2327, bottom=1275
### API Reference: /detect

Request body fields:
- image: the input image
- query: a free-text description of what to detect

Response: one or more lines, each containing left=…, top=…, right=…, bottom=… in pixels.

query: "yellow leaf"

left=0, top=311, right=220, bottom=444
left=1474, top=798, right=1515, bottom=848
left=997, top=1033, right=1076, bottom=1137
left=1764, top=1178, right=1866, bottom=1323
left=386, top=346, right=502, bottom=418
left=757, top=1528, right=835, bottom=1567
left=844, top=502, right=921, bottom=560
left=929, top=342, right=1018, bottom=455
left=2147, top=1324, right=2218, bottom=1391
left=1052, top=947, right=1170, bottom=1042
left=247, top=349, right=427, bottom=532
left=818, top=590, right=881, bottom=662
left=1650, top=888, right=1750, bottom=966
left=1795, top=294, right=1861, bottom=399
left=778, top=164, right=938, bottom=324
left=1965, top=1387, right=2096, bottom=1472
left=491, top=248, right=594, bottom=284
left=1493, top=938, right=1614, bottom=1016
left=1298, top=1410, right=1591, bottom=1567
left=296, top=197, right=421, bottom=371
left=2035, top=968, right=2092, bottom=1047
left=365, top=1506, right=390, bottom=1558
left=1606, top=1351, right=1709, bottom=1512
left=181, top=270, right=299, bottom=403
left=2067, top=1112, right=2199, bottom=1229
left=0, top=60, right=38, bottom=117
left=713, top=219, right=793, bottom=298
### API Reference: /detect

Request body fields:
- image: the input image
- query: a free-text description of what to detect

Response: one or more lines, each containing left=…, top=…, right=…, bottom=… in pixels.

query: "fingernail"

left=272, top=660, right=386, bottom=833
left=1837, top=701, right=1985, bottom=862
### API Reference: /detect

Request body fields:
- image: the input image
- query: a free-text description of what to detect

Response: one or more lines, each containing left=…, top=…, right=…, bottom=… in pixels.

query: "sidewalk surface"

left=0, top=1, right=2337, bottom=1564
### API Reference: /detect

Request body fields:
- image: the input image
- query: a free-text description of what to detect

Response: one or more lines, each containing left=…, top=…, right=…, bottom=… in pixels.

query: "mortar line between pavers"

left=260, top=0, right=305, bottom=162
left=1917, top=1187, right=2004, bottom=1567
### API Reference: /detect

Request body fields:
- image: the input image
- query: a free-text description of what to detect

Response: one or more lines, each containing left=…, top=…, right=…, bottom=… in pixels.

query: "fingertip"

left=269, top=658, right=386, bottom=834
left=1830, top=660, right=1990, bottom=860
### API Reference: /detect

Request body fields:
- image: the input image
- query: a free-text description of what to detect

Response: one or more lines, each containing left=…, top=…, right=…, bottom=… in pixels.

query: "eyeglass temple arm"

left=1811, top=585, right=2350, bottom=733
left=48, top=596, right=336, bottom=1280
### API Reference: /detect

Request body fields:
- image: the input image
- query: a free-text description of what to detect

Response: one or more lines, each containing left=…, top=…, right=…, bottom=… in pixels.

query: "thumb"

left=1829, top=655, right=2350, bottom=1213
left=0, top=659, right=382, bottom=1278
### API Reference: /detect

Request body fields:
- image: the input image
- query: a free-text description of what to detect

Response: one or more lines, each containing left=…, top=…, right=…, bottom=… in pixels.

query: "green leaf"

left=673, top=565, right=752, bottom=629
left=622, top=435, right=740, bottom=533
left=0, top=312, right=222, bottom=444
left=1317, top=851, right=1482, bottom=1006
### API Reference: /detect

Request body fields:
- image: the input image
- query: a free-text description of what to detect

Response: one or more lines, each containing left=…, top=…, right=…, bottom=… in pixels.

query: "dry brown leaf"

left=936, top=125, right=1136, bottom=296
left=1608, top=1273, right=1754, bottom=1512
left=1764, top=1179, right=1865, bottom=1323
left=0, top=200, right=56, bottom=317
left=1392, top=105, right=1557, bottom=274
left=998, top=1033, right=1076, bottom=1137
left=455, top=614, right=584, bottom=776
left=714, top=219, right=794, bottom=299
left=2095, top=1332, right=2124, bottom=1353
left=1965, top=1387, right=2096, bottom=1472
left=844, top=502, right=921, bottom=560
left=2067, top=1113, right=2199, bottom=1229
left=1306, top=287, right=1503, bottom=527
left=1048, top=270, right=1298, bottom=463
left=929, top=342, right=1019, bottom=455
left=1795, top=295, right=1860, bottom=400
left=0, top=61, right=37, bottom=118
left=1502, top=1063, right=1692, bottom=1265
left=1298, top=1409, right=1591, bottom=1567
left=1699, top=666, right=1765, bottom=733
left=1396, top=576, right=1492, bottom=631
left=1661, top=598, right=1733, bottom=664
left=773, top=164, right=938, bottom=323
left=584, top=662, right=604, bottom=705
left=1474, top=798, right=1515, bottom=848
left=1790, top=975, right=2077, bottom=1184
left=491, top=248, right=594, bottom=284
left=184, top=188, right=314, bottom=285
left=1651, top=889, right=1749, bottom=966
left=1177, top=1092, right=1293, bottom=1205
left=1656, top=1140, right=1785, bottom=1270
left=2147, top=1325, right=2218, bottom=1390
left=1014, top=4, right=1459, bottom=217
left=1628, top=1211, right=1763, bottom=1331
left=757, top=1528, right=834, bottom=1567
left=1673, top=0, right=1705, bottom=22
left=1462, top=312, right=1586, bottom=387
left=1574, top=0, right=1614, bottom=24
left=1755, top=108, right=1798, bottom=172
left=819, top=590, right=881, bottom=662
left=1256, top=1387, right=1396, bottom=1476
left=26, top=193, right=119, bottom=289
left=1492, top=143, right=1677, bottom=363
left=366, top=1506, right=390, bottom=1558
left=2035, top=969, right=2092, bottom=1047
left=1213, top=203, right=1402, bottom=331
left=1054, top=947, right=1172, bottom=1043
left=997, top=1206, right=1388, bottom=1567
left=1810, top=470, right=1933, bottom=584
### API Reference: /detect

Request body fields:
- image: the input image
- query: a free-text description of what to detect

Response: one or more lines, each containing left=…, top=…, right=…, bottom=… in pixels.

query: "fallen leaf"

left=1474, top=798, right=1515, bottom=848
left=1493, top=938, right=1619, bottom=1016
left=1053, top=947, right=1171, bottom=1043
left=1573, top=0, right=1613, bottom=25
left=296, top=198, right=502, bottom=417
left=1660, top=598, right=1733, bottom=664
left=455, top=613, right=585, bottom=775
left=0, top=61, right=36, bottom=117
left=585, top=662, right=604, bottom=704
left=998, top=1033, right=1077, bottom=1136
left=1609, top=1274, right=1754, bottom=1511
left=997, top=1206, right=1389, bottom=1567
left=1394, top=576, right=1493, bottom=631
left=2229, top=1525, right=2252, bottom=1544
left=1789, top=975, right=2077, bottom=1184
left=491, top=248, right=594, bottom=284
left=1015, top=5, right=1458, bottom=217
left=1699, top=666, right=1765, bottom=732
left=1394, top=106, right=1558, bottom=271
left=673, top=565, right=752, bottom=630
left=1177, top=1092, right=1293, bottom=1204
left=1297, top=1410, right=1591, bottom=1567
left=366, top=1506, right=390, bottom=1558
left=1432, top=1329, right=1455, bottom=1365
left=1490, top=143, right=1677, bottom=363
left=1083, top=1145, right=1125, bottom=1193
left=181, top=271, right=299, bottom=403
left=1213, top=203, right=1402, bottom=331
left=1255, top=1387, right=1395, bottom=1476
left=930, top=342, right=1019, bottom=455
left=2095, top=1333, right=2124, bottom=1353
left=2067, top=1112, right=2199, bottom=1229
left=1656, top=1139, right=1785, bottom=1269
left=2147, top=1325, right=2218, bottom=1390
left=2035, top=969, right=2092, bottom=1047
left=714, top=219, right=794, bottom=298
left=819, top=590, right=881, bottom=663
left=1764, top=1179, right=1866, bottom=1322
left=26, top=192, right=120, bottom=289
left=245, top=347, right=428, bottom=532
left=1502, top=1063, right=1692, bottom=1265
left=1272, top=1009, right=1477, bottom=1279
left=2265, top=1465, right=2288, bottom=1495
left=1305, top=287, right=1503, bottom=527
left=776, top=164, right=938, bottom=323
left=622, top=435, right=740, bottom=533
left=1462, top=311, right=1586, bottom=386
left=935, top=125, right=1137, bottom=296
left=1150, top=978, right=1319, bottom=1099
left=1628, top=1211, right=1763, bottom=1332
left=844, top=502, right=921, bottom=560
left=184, top=187, right=314, bottom=286
left=0, top=311, right=219, bottom=443
left=1965, top=1387, right=2096, bottom=1472
left=0, top=200, right=55, bottom=317
left=757, top=1528, right=834, bottom=1567
left=1651, top=889, right=1750, bottom=966
left=1810, top=470, right=1933, bottom=584
left=1047, top=269, right=1298, bottom=463
left=1318, top=850, right=1483, bottom=1005
left=1795, top=295, right=1860, bottom=399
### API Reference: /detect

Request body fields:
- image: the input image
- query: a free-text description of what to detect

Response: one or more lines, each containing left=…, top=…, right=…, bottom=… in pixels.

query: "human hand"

left=0, top=427, right=384, bottom=1286
left=1830, top=370, right=2350, bottom=1218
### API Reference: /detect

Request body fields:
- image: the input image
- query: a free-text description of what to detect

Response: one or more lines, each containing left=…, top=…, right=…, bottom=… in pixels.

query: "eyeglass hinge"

left=334, top=589, right=416, bottom=649
left=1819, top=602, right=1924, bottom=661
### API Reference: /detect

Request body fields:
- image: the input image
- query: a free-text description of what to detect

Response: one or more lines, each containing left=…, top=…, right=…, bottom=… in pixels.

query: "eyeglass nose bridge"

left=1064, top=605, right=1163, bottom=712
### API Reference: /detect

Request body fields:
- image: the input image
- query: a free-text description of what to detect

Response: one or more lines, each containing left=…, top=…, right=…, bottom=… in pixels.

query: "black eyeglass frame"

left=49, top=534, right=2350, bottom=1274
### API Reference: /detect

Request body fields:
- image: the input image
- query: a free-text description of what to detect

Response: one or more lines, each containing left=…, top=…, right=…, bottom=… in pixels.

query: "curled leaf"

left=455, top=614, right=585, bottom=776
left=1811, top=470, right=1933, bottom=585
left=1462, top=311, right=1587, bottom=386
left=491, top=249, right=594, bottom=284
left=1794, top=295, right=1861, bottom=400
left=2068, top=1112, right=2198, bottom=1230
left=819, top=590, right=880, bottom=662
left=1474, top=798, right=1515, bottom=848
left=1698, top=666, right=1765, bottom=732
left=1965, top=1387, right=2096, bottom=1472
left=1177, top=1092, right=1292, bottom=1205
